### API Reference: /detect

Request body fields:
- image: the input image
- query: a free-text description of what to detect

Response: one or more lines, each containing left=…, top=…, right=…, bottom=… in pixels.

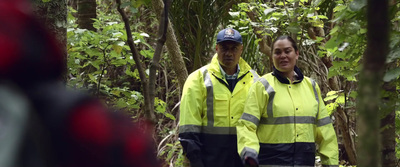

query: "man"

left=178, top=28, right=259, bottom=167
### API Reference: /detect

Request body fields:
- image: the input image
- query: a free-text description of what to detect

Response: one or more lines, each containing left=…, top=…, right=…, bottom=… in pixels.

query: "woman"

left=237, top=36, right=338, bottom=167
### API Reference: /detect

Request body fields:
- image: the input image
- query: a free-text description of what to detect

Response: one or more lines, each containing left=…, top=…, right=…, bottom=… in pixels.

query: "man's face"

left=216, top=41, right=243, bottom=70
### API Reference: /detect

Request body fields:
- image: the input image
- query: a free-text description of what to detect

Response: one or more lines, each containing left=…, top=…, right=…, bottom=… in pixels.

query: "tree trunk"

left=152, top=2, right=190, bottom=166
left=357, top=0, right=389, bottom=167
left=380, top=2, right=399, bottom=166
left=77, top=0, right=96, bottom=31
left=32, top=0, right=68, bottom=81
left=151, top=0, right=188, bottom=91
left=381, top=107, right=396, bottom=167
left=380, top=62, right=397, bottom=167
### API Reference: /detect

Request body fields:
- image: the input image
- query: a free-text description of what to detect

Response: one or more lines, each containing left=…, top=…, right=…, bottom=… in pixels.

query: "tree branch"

left=116, top=0, right=154, bottom=122
left=149, top=0, right=169, bottom=122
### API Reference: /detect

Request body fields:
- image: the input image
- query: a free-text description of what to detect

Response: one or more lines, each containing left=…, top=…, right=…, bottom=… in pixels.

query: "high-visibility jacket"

left=179, top=54, right=259, bottom=167
left=237, top=67, right=339, bottom=167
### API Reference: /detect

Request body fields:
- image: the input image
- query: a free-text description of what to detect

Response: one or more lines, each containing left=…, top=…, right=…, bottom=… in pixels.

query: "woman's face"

left=272, top=39, right=299, bottom=73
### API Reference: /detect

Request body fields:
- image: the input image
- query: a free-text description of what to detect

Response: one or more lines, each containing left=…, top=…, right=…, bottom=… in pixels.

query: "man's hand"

left=244, top=156, right=258, bottom=167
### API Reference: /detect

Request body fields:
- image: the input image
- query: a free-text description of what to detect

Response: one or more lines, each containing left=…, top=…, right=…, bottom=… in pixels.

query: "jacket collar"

left=208, top=54, right=251, bottom=79
left=272, top=66, right=304, bottom=84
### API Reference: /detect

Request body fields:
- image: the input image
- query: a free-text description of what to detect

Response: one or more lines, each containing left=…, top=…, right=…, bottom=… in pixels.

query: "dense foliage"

left=65, top=0, right=400, bottom=166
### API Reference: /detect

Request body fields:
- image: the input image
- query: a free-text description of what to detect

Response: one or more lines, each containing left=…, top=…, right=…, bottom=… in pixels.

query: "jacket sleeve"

left=314, top=83, right=339, bottom=167
left=178, top=70, right=205, bottom=167
left=237, top=80, right=267, bottom=162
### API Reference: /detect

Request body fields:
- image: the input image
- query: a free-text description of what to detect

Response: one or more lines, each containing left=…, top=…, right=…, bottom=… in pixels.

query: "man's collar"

left=219, top=63, right=240, bottom=79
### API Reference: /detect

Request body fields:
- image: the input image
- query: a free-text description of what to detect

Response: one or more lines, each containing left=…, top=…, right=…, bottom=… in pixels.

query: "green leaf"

left=88, top=74, right=97, bottom=83
left=256, top=30, right=264, bottom=34
left=307, top=13, right=315, bottom=18
left=325, top=37, right=340, bottom=53
left=387, top=47, right=400, bottom=63
left=129, top=7, right=138, bottom=14
left=85, top=48, right=102, bottom=57
left=140, top=33, right=149, bottom=38
left=229, top=12, right=240, bottom=17
left=346, top=75, right=357, bottom=81
left=326, top=90, right=341, bottom=97
left=349, top=0, right=367, bottom=11
left=359, top=28, right=367, bottom=34
left=42, top=0, right=51, bottom=2
left=335, top=95, right=345, bottom=104
left=90, top=60, right=101, bottom=70
left=324, top=94, right=338, bottom=101
left=125, top=67, right=139, bottom=79
left=317, top=15, right=328, bottom=20
left=333, top=5, right=347, bottom=12
left=111, top=58, right=127, bottom=67
left=263, top=8, right=276, bottom=15
left=310, top=19, right=324, bottom=28
left=112, top=44, right=123, bottom=54
left=164, top=113, right=176, bottom=121
left=349, top=91, right=358, bottom=99
left=328, top=68, right=339, bottom=78
left=107, top=37, right=119, bottom=42
left=140, top=50, right=154, bottom=59
left=112, top=32, right=123, bottom=38
left=287, top=26, right=301, bottom=33
left=326, top=103, right=338, bottom=115
left=75, top=28, right=86, bottom=34
left=332, top=61, right=347, bottom=68
left=111, top=90, right=121, bottom=97
left=329, top=26, right=339, bottom=35
left=312, top=0, right=324, bottom=7
left=116, top=99, right=128, bottom=108
left=155, top=98, right=166, bottom=113
left=324, top=90, right=342, bottom=101
left=383, top=68, right=400, bottom=82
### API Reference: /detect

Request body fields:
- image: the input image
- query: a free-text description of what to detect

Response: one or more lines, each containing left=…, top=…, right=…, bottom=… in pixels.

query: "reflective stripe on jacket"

left=237, top=67, right=339, bottom=167
left=179, top=54, right=258, bottom=167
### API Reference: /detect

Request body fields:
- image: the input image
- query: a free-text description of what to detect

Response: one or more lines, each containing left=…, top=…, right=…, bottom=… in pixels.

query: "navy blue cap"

left=216, top=28, right=242, bottom=44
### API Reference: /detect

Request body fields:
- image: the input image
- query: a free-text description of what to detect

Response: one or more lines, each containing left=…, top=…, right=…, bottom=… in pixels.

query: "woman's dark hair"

left=271, top=35, right=298, bottom=53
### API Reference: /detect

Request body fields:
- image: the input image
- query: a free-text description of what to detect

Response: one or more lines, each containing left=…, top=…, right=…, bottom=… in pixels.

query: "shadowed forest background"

left=32, top=0, right=399, bottom=166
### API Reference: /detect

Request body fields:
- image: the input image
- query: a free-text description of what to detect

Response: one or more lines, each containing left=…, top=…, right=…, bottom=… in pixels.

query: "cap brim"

left=217, top=39, right=242, bottom=44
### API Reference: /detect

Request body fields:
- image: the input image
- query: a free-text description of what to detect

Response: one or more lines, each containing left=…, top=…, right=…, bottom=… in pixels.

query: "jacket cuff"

left=240, top=147, right=258, bottom=165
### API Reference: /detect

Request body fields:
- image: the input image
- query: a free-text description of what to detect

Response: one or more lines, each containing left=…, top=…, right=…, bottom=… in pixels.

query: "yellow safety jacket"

left=179, top=54, right=259, bottom=167
left=237, top=67, right=338, bottom=167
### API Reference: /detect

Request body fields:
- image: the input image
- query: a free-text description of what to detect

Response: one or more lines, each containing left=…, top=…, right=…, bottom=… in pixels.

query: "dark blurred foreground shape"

left=0, top=0, right=160, bottom=167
